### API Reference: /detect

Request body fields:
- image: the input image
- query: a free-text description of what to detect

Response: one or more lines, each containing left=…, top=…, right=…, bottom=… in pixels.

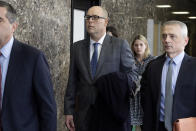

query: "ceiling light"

left=156, top=5, right=171, bottom=8
left=172, top=11, right=190, bottom=14
left=133, top=17, right=144, bottom=19
left=188, top=16, right=196, bottom=19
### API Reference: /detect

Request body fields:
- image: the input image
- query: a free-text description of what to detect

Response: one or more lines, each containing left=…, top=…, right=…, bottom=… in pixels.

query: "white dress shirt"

left=89, top=33, right=106, bottom=61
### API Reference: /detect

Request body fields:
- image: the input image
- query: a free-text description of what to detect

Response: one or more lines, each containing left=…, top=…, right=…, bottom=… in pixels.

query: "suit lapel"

left=172, top=54, right=190, bottom=122
left=2, top=39, right=21, bottom=111
left=175, top=54, right=189, bottom=89
left=173, top=54, right=189, bottom=100
left=82, top=39, right=92, bottom=80
left=95, top=35, right=111, bottom=79
left=155, top=55, right=166, bottom=119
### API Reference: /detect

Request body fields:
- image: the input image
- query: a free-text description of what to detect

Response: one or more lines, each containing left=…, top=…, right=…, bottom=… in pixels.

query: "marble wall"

left=5, top=0, right=71, bottom=130
left=101, top=0, right=171, bottom=54
left=102, top=0, right=157, bottom=44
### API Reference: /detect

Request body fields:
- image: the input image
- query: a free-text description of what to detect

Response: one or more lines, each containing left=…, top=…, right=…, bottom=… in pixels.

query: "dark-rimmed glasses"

left=84, top=15, right=106, bottom=21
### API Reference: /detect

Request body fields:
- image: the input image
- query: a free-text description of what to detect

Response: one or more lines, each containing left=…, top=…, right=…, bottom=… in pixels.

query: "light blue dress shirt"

left=160, top=51, right=185, bottom=121
left=0, top=37, right=14, bottom=105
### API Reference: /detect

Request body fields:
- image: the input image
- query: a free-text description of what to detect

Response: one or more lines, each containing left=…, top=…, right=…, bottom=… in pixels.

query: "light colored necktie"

left=91, top=43, right=99, bottom=78
left=165, top=59, right=174, bottom=131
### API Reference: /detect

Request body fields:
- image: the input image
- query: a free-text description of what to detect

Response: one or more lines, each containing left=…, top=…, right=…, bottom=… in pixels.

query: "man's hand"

left=65, top=115, right=75, bottom=131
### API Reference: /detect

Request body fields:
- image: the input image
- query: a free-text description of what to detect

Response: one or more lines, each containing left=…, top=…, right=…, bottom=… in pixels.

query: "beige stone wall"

left=102, top=0, right=156, bottom=44
left=101, top=0, right=171, bottom=56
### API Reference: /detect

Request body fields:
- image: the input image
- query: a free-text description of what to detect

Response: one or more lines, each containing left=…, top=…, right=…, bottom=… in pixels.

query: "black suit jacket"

left=91, top=72, right=132, bottom=131
left=1, top=39, right=57, bottom=131
left=141, top=53, right=196, bottom=131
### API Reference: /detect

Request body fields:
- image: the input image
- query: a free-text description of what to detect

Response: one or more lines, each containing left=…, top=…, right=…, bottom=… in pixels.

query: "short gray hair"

left=163, top=20, right=188, bottom=37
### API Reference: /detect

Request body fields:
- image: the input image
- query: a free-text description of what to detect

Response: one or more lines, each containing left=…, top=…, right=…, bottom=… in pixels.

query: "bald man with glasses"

left=64, top=6, right=138, bottom=131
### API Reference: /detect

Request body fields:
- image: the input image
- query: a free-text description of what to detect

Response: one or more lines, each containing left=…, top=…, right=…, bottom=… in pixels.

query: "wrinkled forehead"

left=162, top=24, right=182, bottom=35
left=162, top=24, right=181, bottom=31
left=87, top=7, right=104, bottom=16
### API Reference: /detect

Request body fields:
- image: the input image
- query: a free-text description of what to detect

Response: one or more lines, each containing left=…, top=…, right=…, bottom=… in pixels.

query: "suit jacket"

left=91, top=72, right=132, bottom=131
left=1, top=39, right=57, bottom=131
left=141, top=53, right=196, bottom=131
left=64, top=34, right=137, bottom=130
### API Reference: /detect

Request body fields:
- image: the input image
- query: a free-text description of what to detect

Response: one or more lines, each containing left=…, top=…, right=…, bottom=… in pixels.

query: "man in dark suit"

left=142, top=20, right=196, bottom=131
left=0, top=1, right=57, bottom=131
left=64, top=6, right=138, bottom=131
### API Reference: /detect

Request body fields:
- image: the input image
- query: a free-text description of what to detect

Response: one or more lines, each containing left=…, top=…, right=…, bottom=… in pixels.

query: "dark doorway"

left=71, top=0, right=100, bottom=44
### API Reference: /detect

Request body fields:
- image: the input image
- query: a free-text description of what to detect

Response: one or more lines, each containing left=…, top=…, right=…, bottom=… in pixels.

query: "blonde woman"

left=130, top=35, right=155, bottom=131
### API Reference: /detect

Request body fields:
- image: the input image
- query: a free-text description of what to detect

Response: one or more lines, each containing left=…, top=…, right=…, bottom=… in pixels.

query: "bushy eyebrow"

left=162, top=33, right=175, bottom=35
left=162, top=33, right=177, bottom=37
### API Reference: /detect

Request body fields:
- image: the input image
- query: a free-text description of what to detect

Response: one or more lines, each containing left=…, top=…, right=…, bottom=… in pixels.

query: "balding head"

left=87, top=6, right=108, bottom=18
left=85, top=6, right=109, bottom=41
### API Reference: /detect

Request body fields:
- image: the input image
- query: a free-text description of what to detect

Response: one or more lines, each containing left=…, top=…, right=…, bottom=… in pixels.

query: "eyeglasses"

left=84, top=15, right=106, bottom=21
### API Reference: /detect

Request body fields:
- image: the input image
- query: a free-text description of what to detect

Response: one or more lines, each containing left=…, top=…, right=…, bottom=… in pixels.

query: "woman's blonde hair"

left=131, top=35, right=151, bottom=59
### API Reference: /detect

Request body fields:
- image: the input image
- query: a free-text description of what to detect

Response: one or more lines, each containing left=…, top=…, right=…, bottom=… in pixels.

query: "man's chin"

left=164, top=47, right=172, bottom=52
left=165, top=50, right=174, bottom=54
left=87, top=30, right=95, bottom=35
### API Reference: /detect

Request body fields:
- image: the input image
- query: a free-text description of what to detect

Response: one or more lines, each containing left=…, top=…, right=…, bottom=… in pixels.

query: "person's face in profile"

left=0, top=7, right=17, bottom=48
left=133, top=39, right=146, bottom=56
left=85, top=7, right=108, bottom=37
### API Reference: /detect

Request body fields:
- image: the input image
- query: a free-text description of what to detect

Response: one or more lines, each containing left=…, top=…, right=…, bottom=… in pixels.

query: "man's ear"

left=184, top=36, right=189, bottom=46
left=12, top=22, right=18, bottom=33
left=104, top=18, right=109, bottom=27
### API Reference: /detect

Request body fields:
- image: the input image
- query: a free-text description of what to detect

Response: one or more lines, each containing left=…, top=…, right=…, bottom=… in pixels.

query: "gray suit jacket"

left=64, top=35, right=137, bottom=130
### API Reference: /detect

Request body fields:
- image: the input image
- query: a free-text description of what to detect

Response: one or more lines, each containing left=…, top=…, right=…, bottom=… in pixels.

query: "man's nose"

left=88, top=17, right=94, bottom=22
left=164, top=35, right=170, bottom=42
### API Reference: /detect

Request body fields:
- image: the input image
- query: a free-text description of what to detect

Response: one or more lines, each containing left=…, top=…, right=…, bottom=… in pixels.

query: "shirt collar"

left=0, top=36, right=14, bottom=58
left=165, top=51, right=185, bottom=65
left=90, top=33, right=106, bottom=45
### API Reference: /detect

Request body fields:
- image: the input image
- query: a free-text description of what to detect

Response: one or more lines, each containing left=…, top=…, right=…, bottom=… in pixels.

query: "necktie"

left=164, top=59, right=174, bottom=131
left=91, top=43, right=99, bottom=78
